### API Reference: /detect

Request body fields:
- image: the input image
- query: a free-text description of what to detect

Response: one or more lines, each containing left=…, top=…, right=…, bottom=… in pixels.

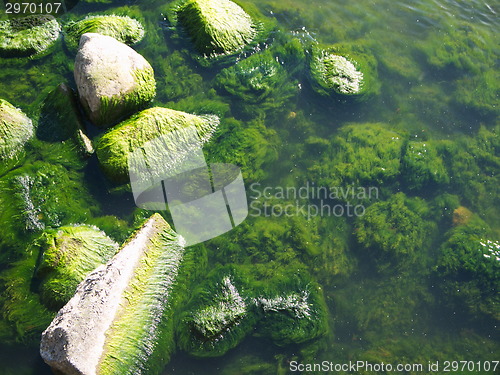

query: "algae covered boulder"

left=95, top=107, right=219, bottom=183
left=40, top=214, right=187, bottom=375
left=0, top=161, right=96, bottom=249
left=355, top=193, right=435, bottom=273
left=436, top=218, right=499, bottom=321
left=176, top=0, right=257, bottom=57
left=35, top=225, right=119, bottom=309
left=74, top=33, right=156, bottom=127
left=64, top=15, right=145, bottom=52
left=309, top=43, right=379, bottom=99
left=401, top=141, right=449, bottom=191
left=0, top=99, right=33, bottom=176
left=0, top=15, right=60, bottom=57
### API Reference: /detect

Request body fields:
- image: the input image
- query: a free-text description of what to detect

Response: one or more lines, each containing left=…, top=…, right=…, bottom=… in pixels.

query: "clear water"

left=0, top=0, right=498, bottom=374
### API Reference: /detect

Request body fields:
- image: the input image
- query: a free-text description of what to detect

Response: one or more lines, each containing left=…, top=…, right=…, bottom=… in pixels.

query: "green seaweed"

left=35, top=225, right=118, bottom=309
left=0, top=15, right=60, bottom=58
left=0, top=161, right=98, bottom=252
left=401, top=140, right=449, bottom=191
left=0, top=99, right=33, bottom=177
left=95, top=106, right=219, bottom=183
left=355, top=193, right=436, bottom=273
left=309, top=42, right=379, bottom=99
left=64, top=15, right=145, bottom=52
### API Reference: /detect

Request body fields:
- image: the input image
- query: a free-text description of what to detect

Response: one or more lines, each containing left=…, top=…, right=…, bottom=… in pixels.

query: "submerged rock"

left=38, top=83, right=94, bottom=156
left=95, top=107, right=219, bottom=183
left=74, top=33, right=156, bottom=127
left=35, top=225, right=119, bottom=309
left=0, top=161, right=96, bottom=249
left=176, top=0, right=257, bottom=57
left=309, top=43, right=379, bottom=98
left=0, top=15, right=60, bottom=57
left=0, top=99, right=33, bottom=176
left=40, top=214, right=186, bottom=375
left=64, top=15, right=145, bottom=52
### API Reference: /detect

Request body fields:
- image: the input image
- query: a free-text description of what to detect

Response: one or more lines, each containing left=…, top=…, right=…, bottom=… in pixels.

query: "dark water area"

left=0, top=0, right=498, bottom=374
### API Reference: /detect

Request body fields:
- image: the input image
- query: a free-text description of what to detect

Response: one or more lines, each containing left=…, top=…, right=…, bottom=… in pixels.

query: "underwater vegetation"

left=0, top=15, right=60, bottom=57
left=309, top=42, right=379, bottom=99
left=64, top=15, right=145, bottom=52
left=0, top=99, right=33, bottom=176
left=35, top=225, right=118, bottom=309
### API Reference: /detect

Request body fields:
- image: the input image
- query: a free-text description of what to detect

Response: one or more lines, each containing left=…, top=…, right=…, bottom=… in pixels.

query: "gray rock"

left=74, top=33, right=156, bottom=127
left=40, top=213, right=185, bottom=375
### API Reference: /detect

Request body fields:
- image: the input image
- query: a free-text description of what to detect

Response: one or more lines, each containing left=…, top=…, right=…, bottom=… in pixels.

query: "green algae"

left=0, top=161, right=97, bottom=251
left=35, top=225, right=118, bottom=309
left=309, top=42, right=379, bottom=99
left=64, top=15, right=145, bottom=52
left=0, top=15, right=60, bottom=58
left=98, top=214, right=186, bottom=375
left=96, top=107, right=219, bottom=183
left=175, top=0, right=257, bottom=57
left=355, top=193, right=436, bottom=273
left=0, top=99, right=33, bottom=177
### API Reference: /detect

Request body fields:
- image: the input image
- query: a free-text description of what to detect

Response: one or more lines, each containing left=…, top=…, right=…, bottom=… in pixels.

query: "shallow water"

left=0, top=0, right=498, bottom=374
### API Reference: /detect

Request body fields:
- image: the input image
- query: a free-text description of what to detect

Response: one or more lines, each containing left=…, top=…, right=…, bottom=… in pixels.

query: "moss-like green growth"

left=176, top=0, right=257, bottom=57
left=0, top=15, right=60, bottom=57
left=308, top=123, right=404, bottom=190
left=178, top=272, right=256, bottom=357
left=309, top=42, right=379, bottom=99
left=0, top=99, right=33, bottom=176
left=64, top=15, right=145, bottom=52
left=0, top=161, right=97, bottom=251
left=401, top=141, right=449, bottom=191
left=35, top=225, right=118, bottom=309
left=95, top=107, right=219, bottom=183
left=355, top=193, right=435, bottom=273
left=0, top=250, right=54, bottom=344
left=97, top=214, right=186, bottom=375
left=436, top=217, right=499, bottom=320
left=204, top=117, right=279, bottom=182
left=37, top=83, right=94, bottom=156
left=254, top=275, right=329, bottom=346
left=453, top=69, right=499, bottom=118
left=216, top=50, right=289, bottom=102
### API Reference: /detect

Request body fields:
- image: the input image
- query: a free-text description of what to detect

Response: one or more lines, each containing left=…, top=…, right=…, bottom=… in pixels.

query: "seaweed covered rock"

left=74, top=33, right=156, bottom=127
left=0, top=15, right=60, bottom=57
left=254, top=276, right=328, bottom=346
left=308, top=123, right=404, bottom=190
left=216, top=51, right=289, bottom=103
left=0, top=99, right=33, bottom=176
left=355, top=193, right=435, bottom=273
left=401, top=141, right=449, bottom=191
left=37, top=83, right=94, bottom=155
left=40, top=214, right=187, bottom=375
left=64, top=15, right=145, bottom=52
left=95, top=107, right=219, bottom=183
left=0, top=161, right=97, bottom=250
left=178, top=273, right=256, bottom=357
left=176, top=0, right=257, bottom=57
left=35, top=225, right=119, bottom=309
left=453, top=69, right=499, bottom=118
left=309, top=43, right=379, bottom=99
left=436, top=217, right=499, bottom=320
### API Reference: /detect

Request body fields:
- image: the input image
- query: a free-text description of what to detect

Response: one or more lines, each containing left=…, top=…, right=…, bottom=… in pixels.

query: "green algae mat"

left=0, top=0, right=498, bottom=374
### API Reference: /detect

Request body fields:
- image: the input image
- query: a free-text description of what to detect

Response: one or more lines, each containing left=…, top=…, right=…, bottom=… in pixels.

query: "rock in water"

left=0, top=15, right=60, bottom=57
left=74, top=33, right=156, bottom=127
left=95, top=107, right=219, bottom=183
left=64, top=15, right=145, bottom=52
left=40, top=214, right=186, bottom=375
left=0, top=99, right=33, bottom=176
left=176, top=0, right=256, bottom=56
